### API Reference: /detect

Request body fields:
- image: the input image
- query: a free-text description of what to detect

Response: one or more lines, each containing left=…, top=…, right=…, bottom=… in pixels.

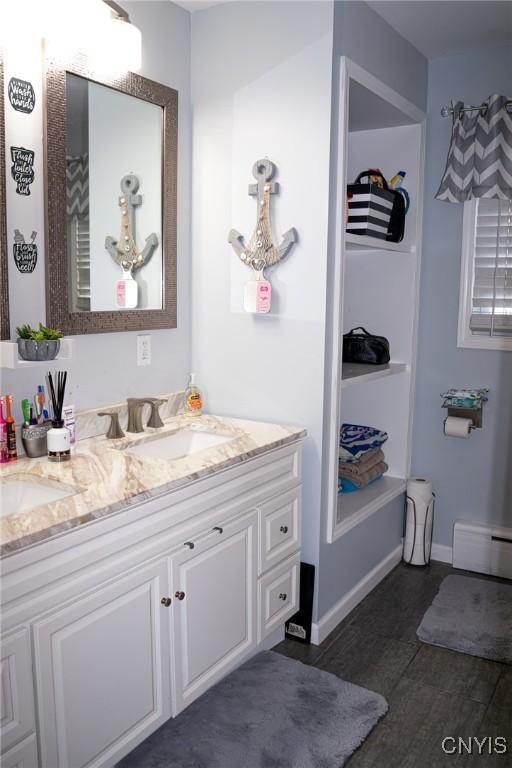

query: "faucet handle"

left=146, top=399, right=166, bottom=429
left=98, top=411, right=125, bottom=439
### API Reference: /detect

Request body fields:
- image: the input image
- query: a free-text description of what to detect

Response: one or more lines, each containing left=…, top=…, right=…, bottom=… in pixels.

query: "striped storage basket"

left=346, top=171, right=394, bottom=241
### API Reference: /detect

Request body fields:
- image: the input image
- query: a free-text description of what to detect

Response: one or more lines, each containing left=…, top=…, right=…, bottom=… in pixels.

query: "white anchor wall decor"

left=105, top=174, right=158, bottom=309
left=229, top=159, right=297, bottom=314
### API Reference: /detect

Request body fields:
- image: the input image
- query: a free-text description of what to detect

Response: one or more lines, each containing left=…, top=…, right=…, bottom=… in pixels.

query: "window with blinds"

left=470, top=197, right=512, bottom=336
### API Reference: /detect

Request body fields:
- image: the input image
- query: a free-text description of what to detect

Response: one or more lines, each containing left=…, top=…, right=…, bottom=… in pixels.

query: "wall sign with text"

left=8, top=77, right=36, bottom=114
left=10, top=146, right=35, bottom=195
left=13, top=229, right=38, bottom=273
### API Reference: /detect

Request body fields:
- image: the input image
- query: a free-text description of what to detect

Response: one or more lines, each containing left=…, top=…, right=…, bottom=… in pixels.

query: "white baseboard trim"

left=430, top=543, right=453, bottom=564
left=310, top=544, right=402, bottom=646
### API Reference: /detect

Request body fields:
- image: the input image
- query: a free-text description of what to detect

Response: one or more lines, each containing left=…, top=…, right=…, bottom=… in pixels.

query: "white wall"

left=191, top=1, right=334, bottom=567
left=1, top=1, right=191, bottom=418
left=3, top=43, right=45, bottom=339
left=333, top=0, right=428, bottom=112
left=412, top=44, right=512, bottom=546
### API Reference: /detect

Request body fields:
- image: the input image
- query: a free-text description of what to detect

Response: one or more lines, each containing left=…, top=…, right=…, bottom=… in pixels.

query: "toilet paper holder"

left=440, top=388, right=489, bottom=430
left=445, top=407, right=480, bottom=430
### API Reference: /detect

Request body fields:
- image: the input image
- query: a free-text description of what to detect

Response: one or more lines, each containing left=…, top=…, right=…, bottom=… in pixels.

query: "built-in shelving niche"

left=326, top=58, right=425, bottom=543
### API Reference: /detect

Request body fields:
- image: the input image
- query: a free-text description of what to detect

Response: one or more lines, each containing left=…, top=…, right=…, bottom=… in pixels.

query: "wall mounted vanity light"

left=102, top=1, right=142, bottom=73
left=0, top=0, right=142, bottom=74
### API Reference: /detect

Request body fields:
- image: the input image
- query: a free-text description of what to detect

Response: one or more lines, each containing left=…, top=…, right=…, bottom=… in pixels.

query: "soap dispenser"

left=184, top=373, right=203, bottom=417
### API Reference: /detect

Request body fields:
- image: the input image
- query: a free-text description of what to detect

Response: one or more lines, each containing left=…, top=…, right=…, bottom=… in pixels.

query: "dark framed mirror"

left=0, top=54, right=10, bottom=340
left=44, top=55, right=177, bottom=335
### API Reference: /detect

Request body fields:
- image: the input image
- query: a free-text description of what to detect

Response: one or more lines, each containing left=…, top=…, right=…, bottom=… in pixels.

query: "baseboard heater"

left=453, top=520, right=512, bottom=580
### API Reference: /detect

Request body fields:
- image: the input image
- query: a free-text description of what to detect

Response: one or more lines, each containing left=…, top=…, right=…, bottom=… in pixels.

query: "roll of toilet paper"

left=444, top=416, right=473, bottom=438
left=404, top=477, right=434, bottom=566
left=407, top=477, right=433, bottom=505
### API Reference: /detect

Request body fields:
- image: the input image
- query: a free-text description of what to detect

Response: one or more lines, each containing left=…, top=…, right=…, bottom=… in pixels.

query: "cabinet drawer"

left=259, top=488, right=300, bottom=575
left=1, top=733, right=38, bottom=768
left=0, top=629, right=35, bottom=754
left=258, top=553, right=300, bottom=642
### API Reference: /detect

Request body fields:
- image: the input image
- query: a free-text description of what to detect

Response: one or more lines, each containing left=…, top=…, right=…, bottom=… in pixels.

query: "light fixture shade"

left=108, top=17, right=142, bottom=73
left=1, top=1, right=141, bottom=75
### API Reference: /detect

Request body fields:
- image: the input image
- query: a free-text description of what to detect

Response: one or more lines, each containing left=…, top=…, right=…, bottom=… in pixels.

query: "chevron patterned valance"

left=436, top=94, right=512, bottom=203
left=66, top=154, right=89, bottom=219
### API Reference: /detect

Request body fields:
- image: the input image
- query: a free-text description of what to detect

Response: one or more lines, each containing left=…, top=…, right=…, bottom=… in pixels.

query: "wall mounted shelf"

left=0, top=339, right=74, bottom=370
left=336, top=476, right=406, bottom=536
left=341, top=361, right=407, bottom=388
left=345, top=233, right=414, bottom=253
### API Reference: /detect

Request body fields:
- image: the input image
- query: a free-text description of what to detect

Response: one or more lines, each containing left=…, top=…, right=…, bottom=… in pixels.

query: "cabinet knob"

left=213, top=526, right=223, bottom=534
left=160, top=597, right=172, bottom=607
left=184, top=541, right=195, bottom=549
left=175, top=591, right=185, bottom=601
left=279, top=592, right=287, bottom=601
left=279, top=525, right=289, bottom=534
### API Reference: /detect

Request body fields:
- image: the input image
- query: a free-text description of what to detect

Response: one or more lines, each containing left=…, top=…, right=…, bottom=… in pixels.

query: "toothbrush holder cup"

left=21, top=422, right=52, bottom=458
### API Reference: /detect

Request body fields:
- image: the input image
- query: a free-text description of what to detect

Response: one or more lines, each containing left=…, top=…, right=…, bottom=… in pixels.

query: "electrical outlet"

left=137, top=335, right=151, bottom=366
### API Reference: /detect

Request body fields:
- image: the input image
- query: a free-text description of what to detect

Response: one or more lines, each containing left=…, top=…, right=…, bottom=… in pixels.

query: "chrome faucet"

left=126, top=398, right=165, bottom=433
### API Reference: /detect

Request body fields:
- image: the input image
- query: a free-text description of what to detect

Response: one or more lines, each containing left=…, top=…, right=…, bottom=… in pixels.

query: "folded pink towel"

left=338, top=448, right=385, bottom=478
left=338, top=461, right=388, bottom=489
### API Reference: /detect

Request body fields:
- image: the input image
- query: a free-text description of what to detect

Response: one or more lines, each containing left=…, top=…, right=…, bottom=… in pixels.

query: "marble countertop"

left=0, top=414, right=305, bottom=556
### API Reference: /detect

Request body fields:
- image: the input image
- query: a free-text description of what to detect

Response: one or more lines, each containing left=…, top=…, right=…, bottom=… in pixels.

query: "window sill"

left=457, top=332, right=512, bottom=352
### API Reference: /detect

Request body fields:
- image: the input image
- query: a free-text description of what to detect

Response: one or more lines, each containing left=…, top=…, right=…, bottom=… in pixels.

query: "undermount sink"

left=124, top=429, right=235, bottom=461
left=0, top=475, right=78, bottom=517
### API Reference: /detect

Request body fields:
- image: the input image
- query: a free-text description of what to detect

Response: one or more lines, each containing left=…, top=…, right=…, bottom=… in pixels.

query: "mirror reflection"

left=65, top=73, right=163, bottom=312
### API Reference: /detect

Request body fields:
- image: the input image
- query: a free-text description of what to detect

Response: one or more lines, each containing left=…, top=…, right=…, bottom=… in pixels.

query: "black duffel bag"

left=343, top=327, right=390, bottom=365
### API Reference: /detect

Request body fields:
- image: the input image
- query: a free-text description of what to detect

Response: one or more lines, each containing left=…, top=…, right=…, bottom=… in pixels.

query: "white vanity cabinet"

left=0, top=441, right=302, bottom=768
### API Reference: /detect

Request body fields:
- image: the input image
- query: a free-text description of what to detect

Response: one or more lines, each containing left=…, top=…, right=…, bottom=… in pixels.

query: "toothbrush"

left=34, top=395, right=42, bottom=423
left=38, top=385, right=49, bottom=420
left=21, top=399, right=31, bottom=425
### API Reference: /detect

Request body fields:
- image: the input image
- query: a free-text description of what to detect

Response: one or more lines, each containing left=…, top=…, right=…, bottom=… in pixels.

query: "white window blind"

left=470, top=197, right=512, bottom=336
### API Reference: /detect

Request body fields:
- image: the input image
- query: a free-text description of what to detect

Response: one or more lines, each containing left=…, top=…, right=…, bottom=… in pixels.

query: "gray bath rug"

left=417, top=574, right=512, bottom=664
left=117, top=650, right=388, bottom=768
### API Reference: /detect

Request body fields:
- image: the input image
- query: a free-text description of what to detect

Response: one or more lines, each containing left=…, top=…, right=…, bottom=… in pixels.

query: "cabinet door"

left=172, top=510, right=258, bottom=713
left=33, top=559, right=172, bottom=768
left=0, top=734, right=38, bottom=768
left=0, top=629, right=35, bottom=753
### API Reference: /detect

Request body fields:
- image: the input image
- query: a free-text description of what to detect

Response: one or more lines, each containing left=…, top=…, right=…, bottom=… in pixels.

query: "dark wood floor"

left=274, top=561, right=512, bottom=768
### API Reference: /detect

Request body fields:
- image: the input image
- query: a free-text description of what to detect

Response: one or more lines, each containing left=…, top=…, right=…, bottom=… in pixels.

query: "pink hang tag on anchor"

left=116, top=272, right=138, bottom=308
left=256, top=279, right=271, bottom=313
left=244, top=278, right=272, bottom=314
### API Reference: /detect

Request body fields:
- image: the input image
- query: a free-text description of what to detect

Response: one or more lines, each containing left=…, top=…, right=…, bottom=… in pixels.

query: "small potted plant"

left=16, top=323, right=64, bottom=362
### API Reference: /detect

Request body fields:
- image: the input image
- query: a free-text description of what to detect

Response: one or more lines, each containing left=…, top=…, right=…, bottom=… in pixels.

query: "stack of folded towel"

left=338, top=423, right=388, bottom=493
